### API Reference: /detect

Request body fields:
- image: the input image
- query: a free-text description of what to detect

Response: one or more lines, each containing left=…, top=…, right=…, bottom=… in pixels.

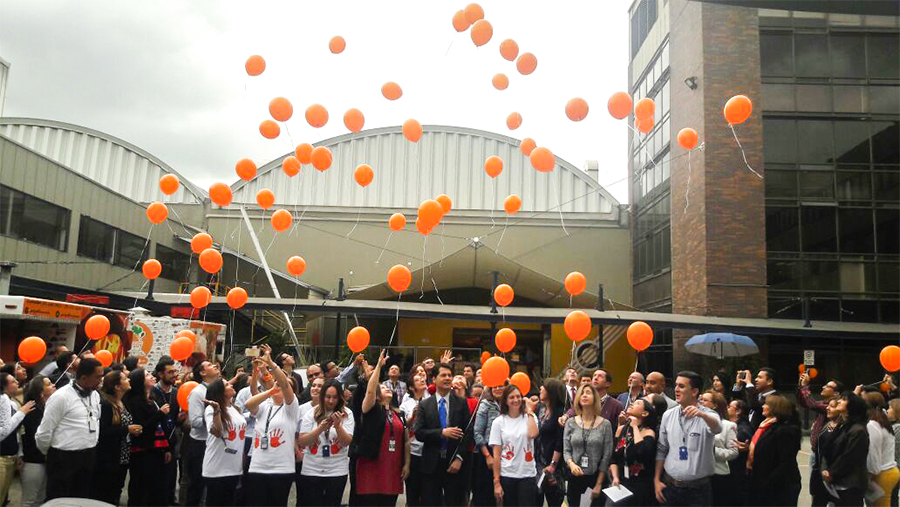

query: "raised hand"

left=440, top=350, right=455, bottom=364
left=17, top=401, right=35, bottom=415
left=159, top=403, right=171, bottom=415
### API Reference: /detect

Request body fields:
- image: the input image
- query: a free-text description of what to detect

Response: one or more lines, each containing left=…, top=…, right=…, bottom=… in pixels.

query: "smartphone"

left=244, top=347, right=260, bottom=357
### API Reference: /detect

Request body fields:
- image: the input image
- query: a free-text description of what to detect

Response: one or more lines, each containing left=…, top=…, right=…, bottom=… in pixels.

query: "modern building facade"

left=628, top=0, right=899, bottom=383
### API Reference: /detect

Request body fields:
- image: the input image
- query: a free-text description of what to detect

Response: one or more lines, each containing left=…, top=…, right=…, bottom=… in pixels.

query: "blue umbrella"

left=685, top=333, right=759, bottom=360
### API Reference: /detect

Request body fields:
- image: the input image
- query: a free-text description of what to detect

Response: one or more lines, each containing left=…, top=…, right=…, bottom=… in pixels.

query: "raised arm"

left=362, top=350, right=387, bottom=415
left=261, top=346, right=293, bottom=406
left=245, top=387, right=275, bottom=418
left=249, top=359, right=262, bottom=396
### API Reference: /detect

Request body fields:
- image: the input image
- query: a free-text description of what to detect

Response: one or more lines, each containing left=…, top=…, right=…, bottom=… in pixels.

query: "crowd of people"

left=0, top=344, right=897, bottom=507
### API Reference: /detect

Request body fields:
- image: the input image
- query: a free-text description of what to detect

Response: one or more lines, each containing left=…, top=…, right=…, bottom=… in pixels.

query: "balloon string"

left=346, top=207, right=362, bottom=238
left=431, top=276, right=444, bottom=305
left=550, top=174, right=569, bottom=236
left=250, top=235, right=278, bottom=281
left=444, top=38, right=455, bottom=58
left=284, top=122, right=296, bottom=148
left=439, top=222, right=446, bottom=268
left=729, top=124, right=763, bottom=179
left=626, top=123, right=659, bottom=175
left=496, top=216, right=509, bottom=255
left=490, top=178, right=496, bottom=229
left=375, top=231, right=393, bottom=265
left=294, top=177, right=317, bottom=235
left=168, top=206, right=194, bottom=238
left=684, top=151, right=692, bottom=213
left=387, top=292, right=401, bottom=347
left=420, top=236, right=428, bottom=298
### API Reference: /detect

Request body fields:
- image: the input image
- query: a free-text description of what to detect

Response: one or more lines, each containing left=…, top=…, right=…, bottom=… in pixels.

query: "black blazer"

left=96, top=399, right=129, bottom=469
left=823, top=422, right=870, bottom=492
left=748, top=421, right=801, bottom=505
left=414, top=392, right=472, bottom=474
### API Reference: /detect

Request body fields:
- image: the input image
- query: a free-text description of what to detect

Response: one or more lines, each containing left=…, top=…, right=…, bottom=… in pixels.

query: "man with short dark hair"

left=36, top=357, right=103, bottom=500
left=274, top=351, right=306, bottom=396
left=654, top=371, right=722, bottom=506
left=152, top=356, right=183, bottom=505
left=591, top=369, right=624, bottom=430
left=122, top=355, right=139, bottom=372
left=733, top=367, right=777, bottom=430
left=382, top=364, right=407, bottom=408
left=39, top=345, right=70, bottom=377
left=184, top=359, right=220, bottom=506
left=462, top=363, right=476, bottom=388
left=51, top=351, right=77, bottom=388
left=563, top=367, right=579, bottom=409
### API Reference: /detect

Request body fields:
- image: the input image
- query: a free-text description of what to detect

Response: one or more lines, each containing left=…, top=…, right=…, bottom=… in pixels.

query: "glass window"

left=800, top=171, right=835, bottom=200
left=0, top=186, right=70, bottom=251
left=763, top=84, right=795, bottom=111
left=869, top=86, right=900, bottom=116
left=662, top=153, right=671, bottom=181
left=77, top=216, right=115, bottom=262
left=766, top=170, right=798, bottom=198
left=838, top=208, right=875, bottom=253
left=760, top=32, right=794, bottom=77
left=839, top=263, right=877, bottom=293
left=661, top=43, right=669, bottom=70
left=155, top=244, right=191, bottom=282
left=841, top=299, right=879, bottom=323
left=867, top=34, right=900, bottom=79
left=810, top=298, right=841, bottom=321
left=797, top=120, right=834, bottom=164
left=879, top=300, right=899, bottom=324
left=631, top=6, right=641, bottom=58
left=878, top=262, right=900, bottom=293
left=873, top=172, right=899, bottom=202
left=835, top=172, right=872, bottom=200
left=115, top=230, right=147, bottom=270
left=661, top=119, right=670, bottom=150
left=833, top=121, right=871, bottom=164
left=648, top=0, right=657, bottom=29
left=801, top=206, right=838, bottom=252
left=876, top=209, right=899, bottom=254
left=833, top=86, right=867, bottom=113
left=871, top=122, right=900, bottom=164
left=795, top=33, right=830, bottom=77
left=830, top=33, right=866, bottom=78
left=766, top=206, right=800, bottom=252
left=796, top=84, right=832, bottom=112
left=763, top=119, right=797, bottom=163
left=768, top=260, right=802, bottom=290
left=803, top=261, right=840, bottom=291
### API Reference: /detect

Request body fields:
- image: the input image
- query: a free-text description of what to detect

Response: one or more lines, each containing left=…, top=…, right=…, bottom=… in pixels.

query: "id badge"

left=260, top=437, right=269, bottom=450
left=440, top=449, right=447, bottom=459
left=88, top=417, right=96, bottom=433
left=322, top=444, right=331, bottom=457
left=388, top=439, right=397, bottom=453
left=225, top=448, right=238, bottom=455
left=679, top=446, right=688, bottom=461
left=580, top=455, right=589, bottom=468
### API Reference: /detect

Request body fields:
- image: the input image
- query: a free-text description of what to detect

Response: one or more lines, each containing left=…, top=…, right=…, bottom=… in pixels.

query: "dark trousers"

left=46, top=447, right=96, bottom=500
left=422, top=456, right=466, bottom=506
left=539, top=473, right=565, bottom=507
left=499, top=476, right=538, bottom=507
left=355, top=494, right=398, bottom=506
left=205, top=475, right=240, bottom=507
left=567, top=473, right=600, bottom=507
left=471, top=452, right=494, bottom=507
left=236, top=439, right=252, bottom=506
left=89, top=462, right=127, bottom=505
left=710, top=474, right=733, bottom=507
left=184, top=437, right=206, bottom=506
left=249, top=472, right=295, bottom=506
left=128, top=450, right=166, bottom=506
left=294, top=460, right=306, bottom=507
left=835, top=487, right=864, bottom=506
left=661, top=482, right=712, bottom=507
left=163, top=450, right=178, bottom=505
left=405, top=455, right=424, bottom=506
left=891, top=481, right=898, bottom=507
left=348, top=454, right=359, bottom=506
left=302, top=474, right=347, bottom=507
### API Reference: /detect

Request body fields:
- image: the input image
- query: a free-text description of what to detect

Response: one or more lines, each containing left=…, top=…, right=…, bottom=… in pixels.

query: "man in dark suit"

left=733, top=367, right=777, bottom=430
left=415, top=362, right=472, bottom=506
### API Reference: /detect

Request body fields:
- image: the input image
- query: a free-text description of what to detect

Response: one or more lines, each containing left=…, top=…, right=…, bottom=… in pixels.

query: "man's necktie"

left=439, top=398, right=448, bottom=452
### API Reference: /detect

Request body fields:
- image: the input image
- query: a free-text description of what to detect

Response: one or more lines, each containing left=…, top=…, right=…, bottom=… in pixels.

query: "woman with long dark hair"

left=202, top=378, right=247, bottom=506
left=124, top=368, right=171, bottom=506
left=811, top=398, right=842, bottom=506
left=536, top=379, right=566, bottom=507
left=609, top=397, right=658, bottom=507
left=863, top=391, right=899, bottom=507
left=298, top=378, right=354, bottom=506
left=491, top=384, right=540, bottom=507
left=90, top=371, right=140, bottom=505
left=20, top=375, right=54, bottom=507
left=0, top=371, right=33, bottom=504
left=400, top=367, right=428, bottom=506
left=822, top=392, right=870, bottom=506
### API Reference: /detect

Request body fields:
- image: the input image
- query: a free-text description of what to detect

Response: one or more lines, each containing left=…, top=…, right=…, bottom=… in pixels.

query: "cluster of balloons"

left=170, top=329, right=197, bottom=362
left=414, top=195, right=452, bottom=236
left=798, top=364, right=819, bottom=379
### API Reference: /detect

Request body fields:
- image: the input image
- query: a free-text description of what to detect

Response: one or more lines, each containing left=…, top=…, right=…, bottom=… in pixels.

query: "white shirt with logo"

left=203, top=406, right=247, bottom=478
left=489, top=413, right=538, bottom=479
left=298, top=407, right=355, bottom=477
left=248, top=397, right=300, bottom=475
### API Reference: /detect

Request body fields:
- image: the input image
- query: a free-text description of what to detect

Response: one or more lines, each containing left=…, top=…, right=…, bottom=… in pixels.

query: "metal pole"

left=333, top=278, right=345, bottom=361
left=802, top=295, right=812, bottom=328
left=146, top=278, right=156, bottom=301
left=490, top=270, right=499, bottom=314
left=597, top=284, right=604, bottom=370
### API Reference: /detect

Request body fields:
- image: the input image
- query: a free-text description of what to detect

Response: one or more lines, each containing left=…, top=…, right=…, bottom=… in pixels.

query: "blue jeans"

left=662, top=482, right=712, bottom=506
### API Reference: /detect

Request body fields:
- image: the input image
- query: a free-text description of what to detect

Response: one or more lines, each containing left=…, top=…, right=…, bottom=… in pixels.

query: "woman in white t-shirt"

left=244, top=348, right=299, bottom=506
left=297, top=379, right=354, bottom=506
left=202, top=378, right=247, bottom=507
left=490, top=384, right=540, bottom=506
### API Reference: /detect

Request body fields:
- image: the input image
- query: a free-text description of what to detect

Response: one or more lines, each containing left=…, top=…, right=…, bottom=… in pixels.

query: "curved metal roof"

left=231, top=125, right=619, bottom=214
left=0, top=117, right=206, bottom=204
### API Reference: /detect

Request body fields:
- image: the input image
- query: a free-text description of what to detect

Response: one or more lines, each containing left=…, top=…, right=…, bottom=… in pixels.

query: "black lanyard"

left=265, top=405, right=283, bottom=434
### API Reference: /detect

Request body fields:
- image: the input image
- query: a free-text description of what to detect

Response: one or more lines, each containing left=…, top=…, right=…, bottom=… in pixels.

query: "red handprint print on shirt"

left=239, top=426, right=245, bottom=440
left=254, top=435, right=260, bottom=448
left=227, top=424, right=237, bottom=441
left=270, top=428, right=284, bottom=448
left=503, top=442, right=515, bottom=461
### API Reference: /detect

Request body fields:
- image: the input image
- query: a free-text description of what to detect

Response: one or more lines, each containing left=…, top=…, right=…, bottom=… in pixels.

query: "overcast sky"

left=0, top=1, right=632, bottom=203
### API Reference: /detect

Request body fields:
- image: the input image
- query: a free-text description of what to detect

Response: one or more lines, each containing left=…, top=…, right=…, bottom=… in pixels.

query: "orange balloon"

left=403, top=119, right=423, bottom=143
left=311, top=146, right=333, bottom=171
left=329, top=36, right=346, bottom=54
left=176, top=330, right=196, bottom=344
left=565, top=271, right=587, bottom=296
left=305, top=104, right=329, bottom=128
left=85, top=315, right=110, bottom=340
left=95, top=349, right=113, bottom=368
left=464, top=3, right=484, bottom=24
left=389, top=213, right=406, bottom=231
left=636, top=116, right=655, bottom=134
left=808, top=368, right=818, bottom=379
left=470, top=19, right=493, bottom=47
left=436, top=194, right=452, bottom=214
left=245, top=55, right=265, bottom=76
left=480, top=351, right=492, bottom=364
left=347, top=326, right=370, bottom=353
left=504, top=195, right=521, bottom=215
left=481, top=356, right=509, bottom=388
left=286, top=256, right=306, bottom=276
left=564, top=310, right=591, bottom=342
left=209, top=183, right=233, bottom=207
left=452, top=10, right=470, bottom=32
left=177, top=381, right=198, bottom=410
left=159, top=174, right=179, bottom=195
left=146, top=202, right=168, bottom=224
left=281, top=156, right=301, bottom=177
left=191, top=233, right=213, bottom=254
left=259, top=120, right=280, bottom=139
left=235, top=158, right=257, bottom=181
left=170, top=336, right=193, bottom=362
left=634, top=98, right=655, bottom=121
left=520, top=138, right=536, bottom=156
left=343, top=108, right=365, bottom=133
left=415, top=217, right=432, bottom=236
left=226, top=287, right=248, bottom=309
left=269, top=97, right=293, bottom=122
left=530, top=147, right=555, bottom=172
left=880, top=345, right=900, bottom=372
left=256, top=188, right=275, bottom=210
left=492, top=73, right=509, bottom=91
left=516, top=53, right=537, bottom=75
left=627, top=321, right=654, bottom=351
left=355, top=164, right=374, bottom=187
left=271, top=209, right=293, bottom=232
left=418, top=199, right=443, bottom=228
left=510, top=372, right=531, bottom=395
left=295, top=143, right=313, bottom=164
left=387, top=265, right=412, bottom=293
left=382, top=82, right=402, bottom=101
left=677, top=128, right=698, bottom=150
left=880, top=382, right=891, bottom=392
left=142, top=259, right=162, bottom=280
left=607, top=91, right=633, bottom=120
left=190, top=286, right=211, bottom=309
left=506, top=112, right=522, bottom=130
left=724, top=95, right=753, bottom=125
left=485, top=156, right=503, bottom=178
left=499, top=39, right=519, bottom=61
left=199, top=248, right=223, bottom=274
left=493, top=283, right=514, bottom=307
left=495, top=328, right=516, bottom=353
left=565, top=98, right=589, bottom=122
left=17, top=337, right=46, bottom=364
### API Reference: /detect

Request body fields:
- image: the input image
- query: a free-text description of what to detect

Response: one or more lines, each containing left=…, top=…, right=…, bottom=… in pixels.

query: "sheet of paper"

left=579, top=488, right=594, bottom=507
left=602, top=484, right=634, bottom=504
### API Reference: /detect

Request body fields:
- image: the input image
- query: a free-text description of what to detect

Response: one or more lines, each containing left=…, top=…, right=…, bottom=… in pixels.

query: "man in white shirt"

left=184, top=359, right=220, bottom=506
left=382, top=365, right=407, bottom=408
left=35, top=357, right=103, bottom=500
left=563, top=367, right=579, bottom=409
